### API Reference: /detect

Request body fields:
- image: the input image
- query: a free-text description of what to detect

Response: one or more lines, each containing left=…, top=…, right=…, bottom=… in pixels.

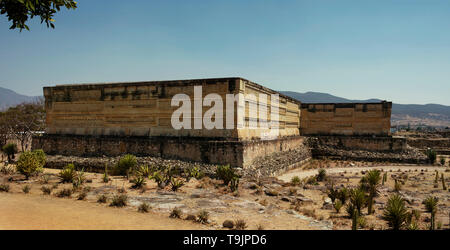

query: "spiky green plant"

left=317, top=168, right=326, bottom=181
left=349, top=188, right=367, bottom=215
left=327, top=185, right=339, bottom=203
left=136, top=165, right=151, bottom=178
left=291, top=176, right=301, bottom=186
left=130, top=175, right=146, bottom=189
left=59, top=164, right=76, bottom=183
left=102, top=164, right=110, bottom=183
left=187, top=166, right=204, bottom=180
left=422, top=196, right=438, bottom=230
left=426, top=148, right=437, bottom=164
left=362, top=170, right=381, bottom=215
left=22, top=185, right=30, bottom=193
left=337, top=187, right=349, bottom=204
left=382, top=172, right=387, bottom=185
left=170, top=207, right=182, bottom=218
left=334, top=200, right=343, bottom=213
left=394, top=179, right=402, bottom=192
left=382, top=194, right=409, bottom=230
left=170, top=177, right=185, bottom=192
left=72, top=168, right=86, bottom=189
left=215, top=165, right=236, bottom=185
left=197, top=210, right=209, bottom=224
left=151, top=170, right=170, bottom=189
left=230, top=176, right=239, bottom=192
left=115, top=154, right=137, bottom=176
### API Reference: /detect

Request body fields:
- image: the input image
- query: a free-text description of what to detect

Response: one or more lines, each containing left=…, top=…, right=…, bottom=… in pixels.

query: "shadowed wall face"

left=300, top=102, right=392, bottom=136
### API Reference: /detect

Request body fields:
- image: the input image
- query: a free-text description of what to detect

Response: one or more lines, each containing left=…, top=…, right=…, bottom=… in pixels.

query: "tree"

left=4, top=100, right=45, bottom=152
left=360, top=170, right=381, bottom=215
left=422, top=196, right=438, bottom=230
left=382, top=194, right=408, bottom=230
left=2, top=143, right=18, bottom=162
left=0, top=0, right=77, bottom=31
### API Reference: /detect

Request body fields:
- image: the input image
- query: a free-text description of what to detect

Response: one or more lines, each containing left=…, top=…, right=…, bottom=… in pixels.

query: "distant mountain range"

left=0, top=87, right=40, bottom=111
left=281, top=91, right=450, bottom=127
left=1, top=87, right=449, bottom=127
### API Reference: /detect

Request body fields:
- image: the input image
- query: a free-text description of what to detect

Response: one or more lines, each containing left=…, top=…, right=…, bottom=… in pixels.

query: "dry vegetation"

left=1, top=151, right=449, bottom=230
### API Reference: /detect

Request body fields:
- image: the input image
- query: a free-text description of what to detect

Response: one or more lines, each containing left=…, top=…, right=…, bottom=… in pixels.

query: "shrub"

left=317, top=168, right=326, bottom=181
left=185, top=214, right=196, bottom=221
left=234, top=219, right=248, bottom=230
left=56, top=188, right=72, bottom=198
left=230, top=176, right=239, bottom=192
left=215, top=165, right=236, bottom=185
left=357, top=216, right=367, bottom=229
left=41, top=186, right=52, bottom=195
left=197, top=210, right=209, bottom=224
left=22, top=185, right=30, bottom=193
left=256, top=224, right=265, bottom=230
left=362, top=169, right=381, bottom=215
left=138, top=202, right=150, bottom=213
left=116, top=154, right=137, bottom=175
left=334, top=200, right=343, bottom=213
left=425, top=149, right=437, bottom=164
left=382, top=194, right=408, bottom=230
left=59, top=164, right=76, bottom=183
left=16, top=150, right=45, bottom=179
left=33, top=149, right=46, bottom=167
left=41, top=174, right=51, bottom=184
left=0, top=183, right=10, bottom=192
left=291, top=176, right=301, bottom=186
left=0, top=165, right=15, bottom=175
left=2, top=143, right=17, bottom=162
left=170, top=207, right=182, bottom=218
left=170, top=177, right=185, bottom=192
left=77, top=192, right=87, bottom=200
left=130, top=175, right=147, bottom=189
left=97, top=194, right=108, bottom=203
left=110, top=194, right=128, bottom=207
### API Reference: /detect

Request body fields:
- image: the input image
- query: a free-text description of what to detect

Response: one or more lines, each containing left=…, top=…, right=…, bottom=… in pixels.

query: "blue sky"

left=1, top=0, right=449, bottom=105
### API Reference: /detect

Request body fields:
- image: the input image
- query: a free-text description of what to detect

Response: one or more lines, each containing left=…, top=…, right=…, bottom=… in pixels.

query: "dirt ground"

left=1, top=159, right=449, bottom=230
left=0, top=193, right=206, bottom=230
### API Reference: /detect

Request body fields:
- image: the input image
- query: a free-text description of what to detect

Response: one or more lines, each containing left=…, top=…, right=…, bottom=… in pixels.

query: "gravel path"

left=277, top=165, right=448, bottom=182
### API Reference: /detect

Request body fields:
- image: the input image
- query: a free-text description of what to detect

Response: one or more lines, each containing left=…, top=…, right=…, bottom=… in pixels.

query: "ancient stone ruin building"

left=32, top=77, right=395, bottom=168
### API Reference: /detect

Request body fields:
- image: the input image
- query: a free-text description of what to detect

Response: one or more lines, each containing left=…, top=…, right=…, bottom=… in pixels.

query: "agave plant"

left=131, top=175, right=147, bottom=189
left=59, top=164, right=76, bottom=183
left=422, top=196, right=438, bottom=230
left=382, top=194, right=408, bottom=230
left=136, top=165, right=152, bottom=178
left=361, top=170, right=381, bottom=214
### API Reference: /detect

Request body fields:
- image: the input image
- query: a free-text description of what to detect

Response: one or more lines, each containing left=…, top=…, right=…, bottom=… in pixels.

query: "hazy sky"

left=1, top=0, right=449, bottom=105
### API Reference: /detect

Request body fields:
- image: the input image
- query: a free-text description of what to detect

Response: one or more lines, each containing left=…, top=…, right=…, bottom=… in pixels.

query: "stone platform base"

left=32, top=134, right=306, bottom=169
left=307, top=136, right=427, bottom=163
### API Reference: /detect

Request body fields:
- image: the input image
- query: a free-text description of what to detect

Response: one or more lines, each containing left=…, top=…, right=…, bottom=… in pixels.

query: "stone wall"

left=300, top=102, right=392, bottom=136
left=307, top=136, right=427, bottom=163
left=32, top=134, right=306, bottom=168
left=43, top=77, right=301, bottom=141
